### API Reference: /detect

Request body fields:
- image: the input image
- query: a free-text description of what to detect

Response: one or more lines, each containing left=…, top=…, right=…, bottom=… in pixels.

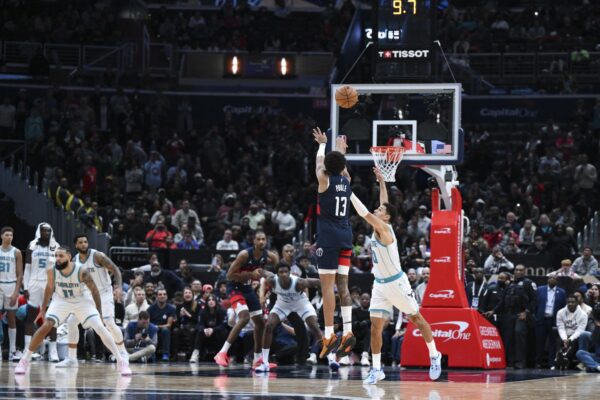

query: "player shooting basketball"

left=350, top=167, right=442, bottom=384
left=312, top=127, right=355, bottom=362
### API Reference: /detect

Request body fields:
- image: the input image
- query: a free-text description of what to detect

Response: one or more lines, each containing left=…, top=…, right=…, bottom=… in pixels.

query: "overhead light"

left=280, top=57, right=288, bottom=76
left=231, top=56, right=239, bottom=75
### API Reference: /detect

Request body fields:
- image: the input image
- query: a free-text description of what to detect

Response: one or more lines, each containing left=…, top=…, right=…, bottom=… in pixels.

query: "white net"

left=370, top=146, right=405, bottom=182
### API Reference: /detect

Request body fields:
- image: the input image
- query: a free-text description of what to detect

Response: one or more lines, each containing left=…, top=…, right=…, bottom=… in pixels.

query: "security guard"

left=481, top=272, right=509, bottom=327
left=493, top=264, right=537, bottom=369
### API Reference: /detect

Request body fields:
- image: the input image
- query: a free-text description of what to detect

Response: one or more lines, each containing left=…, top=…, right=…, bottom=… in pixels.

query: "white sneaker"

left=31, top=353, right=43, bottom=361
left=361, top=352, right=370, bottom=366
left=118, top=359, right=132, bottom=376
left=189, top=350, right=199, bottom=363
left=429, top=352, right=442, bottom=381
left=339, top=355, right=351, bottom=366
left=255, top=362, right=270, bottom=372
left=14, top=358, right=29, bottom=375
left=306, top=353, right=317, bottom=365
left=363, top=368, right=385, bottom=384
left=49, top=344, right=59, bottom=363
left=9, top=350, right=23, bottom=361
left=56, top=358, right=78, bottom=368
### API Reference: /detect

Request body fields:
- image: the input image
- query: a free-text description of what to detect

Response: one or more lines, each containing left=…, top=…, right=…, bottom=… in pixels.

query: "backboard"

left=329, top=83, right=463, bottom=165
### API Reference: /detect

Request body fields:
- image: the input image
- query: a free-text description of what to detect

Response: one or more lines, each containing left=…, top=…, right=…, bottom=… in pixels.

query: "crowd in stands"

left=148, top=1, right=355, bottom=53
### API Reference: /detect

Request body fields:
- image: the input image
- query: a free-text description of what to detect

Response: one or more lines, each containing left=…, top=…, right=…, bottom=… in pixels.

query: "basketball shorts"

left=271, top=298, right=317, bottom=322
left=0, top=282, right=18, bottom=311
left=27, top=280, right=47, bottom=308
left=316, top=247, right=352, bottom=275
left=369, top=272, right=419, bottom=317
left=228, top=284, right=262, bottom=318
left=100, top=289, right=115, bottom=320
left=46, top=295, right=99, bottom=328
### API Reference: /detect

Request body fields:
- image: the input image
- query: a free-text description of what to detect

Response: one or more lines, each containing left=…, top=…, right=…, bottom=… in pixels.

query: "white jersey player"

left=57, top=233, right=127, bottom=367
left=255, top=262, right=323, bottom=372
left=0, top=226, right=24, bottom=361
left=24, top=223, right=60, bottom=361
left=349, top=168, right=442, bottom=384
left=15, top=246, right=131, bottom=376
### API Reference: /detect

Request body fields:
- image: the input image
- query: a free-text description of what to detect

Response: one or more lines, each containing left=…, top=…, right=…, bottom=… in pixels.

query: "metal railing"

left=449, top=51, right=600, bottom=80
left=578, top=211, right=599, bottom=252
left=0, top=156, right=110, bottom=253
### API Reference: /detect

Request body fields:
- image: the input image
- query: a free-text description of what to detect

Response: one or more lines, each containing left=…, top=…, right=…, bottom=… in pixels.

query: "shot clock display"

left=373, top=0, right=436, bottom=80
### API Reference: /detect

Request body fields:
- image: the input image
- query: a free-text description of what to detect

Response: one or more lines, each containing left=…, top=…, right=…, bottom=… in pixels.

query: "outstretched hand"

left=312, top=127, right=327, bottom=145
left=335, top=135, right=348, bottom=154
left=373, top=167, right=385, bottom=183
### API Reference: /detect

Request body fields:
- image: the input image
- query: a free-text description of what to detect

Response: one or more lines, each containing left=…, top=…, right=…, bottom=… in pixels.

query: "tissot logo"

left=433, top=256, right=451, bottom=263
left=433, top=227, right=451, bottom=234
left=378, top=50, right=430, bottom=59
left=413, top=321, right=471, bottom=342
left=428, top=289, right=455, bottom=299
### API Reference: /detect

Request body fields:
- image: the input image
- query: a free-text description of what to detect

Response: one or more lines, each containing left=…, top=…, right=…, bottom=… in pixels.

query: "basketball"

left=335, top=85, right=358, bottom=109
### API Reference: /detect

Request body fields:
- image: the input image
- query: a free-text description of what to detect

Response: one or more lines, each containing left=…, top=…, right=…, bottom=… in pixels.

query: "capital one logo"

left=433, top=227, right=451, bottom=235
left=413, top=321, right=471, bottom=342
left=433, top=256, right=451, bottom=263
left=428, top=289, right=455, bottom=299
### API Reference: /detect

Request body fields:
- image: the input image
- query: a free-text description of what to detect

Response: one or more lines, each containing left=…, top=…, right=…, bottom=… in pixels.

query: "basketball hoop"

left=370, top=146, right=405, bottom=182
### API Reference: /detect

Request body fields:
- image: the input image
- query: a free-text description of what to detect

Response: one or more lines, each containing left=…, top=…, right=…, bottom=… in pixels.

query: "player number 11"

left=393, top=0, right=417, bottom=15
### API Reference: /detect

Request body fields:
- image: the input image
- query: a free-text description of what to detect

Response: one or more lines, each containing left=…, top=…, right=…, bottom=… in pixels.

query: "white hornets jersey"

left=370, top=225, right=403, bottom=280
left=31, top=244, right=58, bottom=281
left=75, top=249, right=112, bottom=293
left=272, top=275, right=305, bottom=304
left=54, top=264, right=88, bottom=302
left=0, top=246, right=17, bottom=283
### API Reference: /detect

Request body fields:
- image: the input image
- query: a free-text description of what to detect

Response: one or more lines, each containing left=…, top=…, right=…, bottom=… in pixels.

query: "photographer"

left=145, top=216, right=174, bottom=249
left=576, top=304, right=600, bottom=372
left=124, top=310, right=158, bottom=362
left=484, top=246, right=515, bottom=275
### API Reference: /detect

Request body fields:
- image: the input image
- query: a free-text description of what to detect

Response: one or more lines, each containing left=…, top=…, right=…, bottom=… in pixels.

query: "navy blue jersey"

left=316, top=175, right=352, bottom=248
left=228, top=248, right=268, bottom=291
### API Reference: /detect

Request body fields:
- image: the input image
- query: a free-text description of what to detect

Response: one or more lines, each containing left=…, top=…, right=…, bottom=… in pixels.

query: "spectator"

left=572, top=247, right=599, bottom=277
left=125, top=310, right=158, bottom=362
left=525, top=236, right=547, bottom=255
left=172, top=288, right=201, bottom=360
left=176, top=259, right=196, bottom=287
left=555, top=295, right=588, bottom=369
left=586, top=284, right=600, bottom=307
left=148, top=289, right=177, bottom=361
left=173, top=200, right=199, bottom=232
left=216, top=229, right=239, bottom=251
left=145, top=260, right=184, bottom=298
left=176, top=230, right=200, bottom=250
left=575, top=305, right=600, bottom=372
left=131, top=212, right=153, bottom=246
left=271, top=203, right=296, bottom=234
left=416, top=205, right=431, bottom=237
left=191, top=280, right=203, bottom=301
left=124, top=287, right=150, bottom=329
left=535, top=275, right=566, bottom=368
left=244, top=203, right=265, bottom=230
left=483, top=246, right=515, bottom=275
left=574, top=290, right=592, bottom=317
left=415, top=267, right=430, bottom=305
left=125, top=270, right=146, bottom=306
left=406, top=268, right=419, bottom=290
left=145, top=216, right=174, bottom=249
left=190, top=294, right=227, bottom=363
left=0, top=97, right=16, bottom=136
left=144, top=282, right=157, bottom=304
left=143, top=151, right=164, bottom=191
left=548, top=259, right=581, bottom=279
left=518, top=219, right=536, bottom=247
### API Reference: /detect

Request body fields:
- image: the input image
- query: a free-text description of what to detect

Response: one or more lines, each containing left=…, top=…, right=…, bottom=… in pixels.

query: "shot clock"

left=373, top=0, right=437, bottom=80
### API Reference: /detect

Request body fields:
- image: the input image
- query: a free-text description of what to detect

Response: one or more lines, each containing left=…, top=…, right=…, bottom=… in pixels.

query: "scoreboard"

left=373, top=0, right=436, bottom=80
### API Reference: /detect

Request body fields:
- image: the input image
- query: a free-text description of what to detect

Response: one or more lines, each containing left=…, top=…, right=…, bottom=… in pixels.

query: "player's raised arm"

left=374, top=167, right=388, bottom=205
left=312, top=127, right=330, bottom=190
left=350, top=193, right=393, bottom=244
left=94, top=251, right=123, bottom=294
left=336, top=135, right=352, bottom=183
left=226, top=250, right=257, bottom=282
left=80, top=267, right=103, bottom=319
left=296, top=277, right=321, bottom=291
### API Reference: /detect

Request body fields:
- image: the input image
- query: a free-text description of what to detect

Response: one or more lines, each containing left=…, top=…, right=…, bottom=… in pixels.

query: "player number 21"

left=335, top=196, right=347, bottom=217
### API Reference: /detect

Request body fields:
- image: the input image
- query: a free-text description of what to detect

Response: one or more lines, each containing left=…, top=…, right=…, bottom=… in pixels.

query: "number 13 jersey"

left=316, top=175, right=352, bottom=248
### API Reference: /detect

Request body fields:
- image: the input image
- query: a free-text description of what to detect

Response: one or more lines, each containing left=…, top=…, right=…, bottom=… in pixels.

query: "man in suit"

left=535, top=275, right=566, bottom=368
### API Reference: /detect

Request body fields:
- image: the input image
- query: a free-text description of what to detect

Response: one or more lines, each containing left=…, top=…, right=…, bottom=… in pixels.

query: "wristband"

left=317, top=143, right=326, bottom=157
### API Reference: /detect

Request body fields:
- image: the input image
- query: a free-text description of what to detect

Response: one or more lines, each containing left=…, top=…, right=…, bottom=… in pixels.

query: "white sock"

left=254, top=352, right=261, bottom=361
left=220, top=341, right=231, bottom=354
left=68, top=347, right=77, bottom=359
left=341, top=306, right=352, bottom=335
left=24, top=335, right=31, bottom=352
left=327, top=353, right=337, bottom=363
left=9, top=328, right=16, bottom=353
left=49, top=341, right=57, bottom=354
left=426, top=340, right=438, bottom=358
left=262, top=348, right=270, bottom=363
left=324, top=326, right=334, bottom=338
left=372, top=353, right=381, bottom=369
left=22, top=349, right=33, bottom=361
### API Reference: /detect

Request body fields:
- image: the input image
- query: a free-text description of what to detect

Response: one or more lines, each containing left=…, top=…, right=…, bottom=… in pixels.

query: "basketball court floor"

left=2, top=362, right=598, bottom=399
